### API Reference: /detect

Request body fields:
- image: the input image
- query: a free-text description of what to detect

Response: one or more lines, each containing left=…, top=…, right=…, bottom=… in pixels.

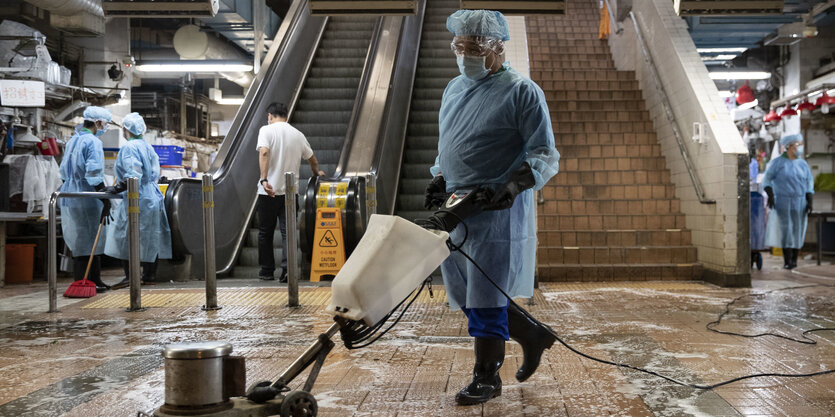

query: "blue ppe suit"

left=104, top=137, right=172, bottom=262
left=431, top=66, right=560, bottom=337
left=58, top=128, right=106, bottom=255
left=764, top=154, right=813, bottom=249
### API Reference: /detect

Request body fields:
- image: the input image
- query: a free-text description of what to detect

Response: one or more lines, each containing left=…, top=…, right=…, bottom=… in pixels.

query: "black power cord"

left=417, top=210, right=835, bottom=390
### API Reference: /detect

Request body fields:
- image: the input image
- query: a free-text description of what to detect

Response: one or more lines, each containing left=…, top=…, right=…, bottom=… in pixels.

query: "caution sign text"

left=310, top=207, right=346, bottom=282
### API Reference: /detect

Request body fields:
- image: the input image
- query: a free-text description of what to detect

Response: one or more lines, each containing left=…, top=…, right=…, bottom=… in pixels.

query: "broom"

left=63, top=217, right=105, bottom=298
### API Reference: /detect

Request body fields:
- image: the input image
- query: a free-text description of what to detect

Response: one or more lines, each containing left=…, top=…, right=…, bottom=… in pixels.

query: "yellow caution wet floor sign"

left=310, top=207, right=345, bottom=282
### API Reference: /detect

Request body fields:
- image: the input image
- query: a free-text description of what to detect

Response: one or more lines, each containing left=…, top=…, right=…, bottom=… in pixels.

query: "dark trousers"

left=73, top=255, right=103, bottom=286
left=461, top=305, right=510, bottom=340
left=122, top=258, right=159, bottom=282
left=256, top=194, right=297, bottom=277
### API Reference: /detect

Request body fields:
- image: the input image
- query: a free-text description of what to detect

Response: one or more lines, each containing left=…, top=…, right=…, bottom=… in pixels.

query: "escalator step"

left=404, top=149, right=438, bottom=164
left=300, top=88, right=359, bottom=100
left=294, top=110, right=354, bottom=124
left=246, top=229, right=285, bottom=248
left=404, top=135, right=440, bottom=149
left=295, top=98, right=356, bottom=111
left=309, top=67, right=364, bottom=78
left=294, top=123, right=351, bottom=137
left=304, top=136, right=348, bottom=150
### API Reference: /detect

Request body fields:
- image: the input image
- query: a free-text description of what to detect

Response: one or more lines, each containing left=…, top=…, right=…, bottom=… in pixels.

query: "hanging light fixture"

left=796, top=99, right=816, bottom=114
left=815, top=91, right=835, bottom=114
left=764, top=108, right=782, bottom=123
left=779, top=105, right=797, bottom=118
left=735, top=81, right=755, bottom=105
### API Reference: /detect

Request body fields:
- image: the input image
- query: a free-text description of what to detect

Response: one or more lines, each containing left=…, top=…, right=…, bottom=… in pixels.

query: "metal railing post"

left=127, top=178, right=143, bottom=311
left=48, top=193, right=58, bottom=313
left=285, top=172, right=299, bottom=307
left=365, top=173, right=376, bottom=223
left=202, top=174, right=220, bottom=311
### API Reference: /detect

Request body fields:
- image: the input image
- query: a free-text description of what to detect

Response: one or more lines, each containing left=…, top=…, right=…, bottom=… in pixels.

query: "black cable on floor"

left=417, top=211, right=835, bottom=390
left=706, top=284, right=835, bottom=344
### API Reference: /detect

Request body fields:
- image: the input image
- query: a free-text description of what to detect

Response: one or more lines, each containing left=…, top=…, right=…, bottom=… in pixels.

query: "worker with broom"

left=59, top=106, right=114, bottom=294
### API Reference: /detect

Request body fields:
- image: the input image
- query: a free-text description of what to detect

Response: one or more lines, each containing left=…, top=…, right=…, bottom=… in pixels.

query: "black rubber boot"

left=73, top=256, right=108, bottom=291
left=508, top=302, right=556, bottom=382
left=789, top=248, right=798, bottom=269
left=782, top=248, right=791, bottom=269
left=455, top=338, right=504, bottom=406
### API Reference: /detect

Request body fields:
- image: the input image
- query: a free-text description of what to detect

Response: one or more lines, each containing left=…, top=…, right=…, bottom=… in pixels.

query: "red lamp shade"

left=764, top=108, right=781, bottom=123
left=779, top=106, right=797, bottom=117
left=735, top=81, right=755, bottom=105
left=814, top=91, right=835, bottom=106
left=796, top=99, right=816, bottom=112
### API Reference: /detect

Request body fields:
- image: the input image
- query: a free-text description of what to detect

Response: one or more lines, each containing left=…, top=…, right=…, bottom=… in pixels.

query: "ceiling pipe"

left=172, top=24, right=253, bottom=87
left=25, top=0, right=104, bottom=17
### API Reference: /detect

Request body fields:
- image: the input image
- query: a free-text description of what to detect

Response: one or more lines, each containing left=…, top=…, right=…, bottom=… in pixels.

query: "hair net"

left=446, top=9, right=510, bottom=41
left=82, top=106, right=112, bottom=122
left=123, top=112, right=146, bottom=136
left=780, top=133, right=802, bottom=147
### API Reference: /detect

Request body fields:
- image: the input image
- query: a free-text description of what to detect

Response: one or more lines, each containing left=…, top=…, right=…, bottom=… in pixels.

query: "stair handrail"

left=603, top=0, right=623, bottom=35
left=628, top=11, right=715, bottom=205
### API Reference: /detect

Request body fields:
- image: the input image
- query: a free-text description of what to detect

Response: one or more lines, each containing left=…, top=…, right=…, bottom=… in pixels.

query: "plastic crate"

left=152, top=145, right=185, bottom=166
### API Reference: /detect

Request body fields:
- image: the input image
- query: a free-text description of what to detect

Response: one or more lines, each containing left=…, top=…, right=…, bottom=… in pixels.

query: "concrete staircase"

left=527, top=0, right=702, bottom=281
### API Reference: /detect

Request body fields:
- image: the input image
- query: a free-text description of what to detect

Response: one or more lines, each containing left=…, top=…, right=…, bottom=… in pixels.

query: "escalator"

left=395, top=0, right=459, bottom=222
left=229, top=16, right=377, bottom=279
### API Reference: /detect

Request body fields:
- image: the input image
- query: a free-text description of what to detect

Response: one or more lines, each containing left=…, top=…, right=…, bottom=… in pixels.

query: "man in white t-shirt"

left=256, top=102, right=325, bottom=281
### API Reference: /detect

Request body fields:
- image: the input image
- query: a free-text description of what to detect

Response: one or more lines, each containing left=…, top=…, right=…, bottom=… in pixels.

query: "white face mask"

left=795, top=145, right=804, bottom=157
left=456, top=55, right=490, bottom=81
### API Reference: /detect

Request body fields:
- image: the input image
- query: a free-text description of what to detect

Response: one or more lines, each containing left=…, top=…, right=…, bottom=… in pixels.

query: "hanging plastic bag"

left=764, top=208, right=782, bottom=248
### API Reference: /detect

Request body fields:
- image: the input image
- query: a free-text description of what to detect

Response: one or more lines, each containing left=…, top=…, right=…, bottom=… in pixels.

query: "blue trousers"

left=461, top=304, right=509, bottom=340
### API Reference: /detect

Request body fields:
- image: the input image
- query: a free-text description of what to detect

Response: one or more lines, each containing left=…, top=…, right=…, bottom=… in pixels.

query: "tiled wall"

left=607, top=0, right=750, bottom=277
left=504, top=16, right=530, bottom=78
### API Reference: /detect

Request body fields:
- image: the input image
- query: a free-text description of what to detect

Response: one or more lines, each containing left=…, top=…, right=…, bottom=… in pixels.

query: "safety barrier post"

left=202, top=174, right=220, bottom=311
left=127, top=178, right=143, bottom=312
left=365, top=173, right=376, bottom=223
left=48, top=193, right=58, bottom=313
left=285, top=172, right=299, bottom=307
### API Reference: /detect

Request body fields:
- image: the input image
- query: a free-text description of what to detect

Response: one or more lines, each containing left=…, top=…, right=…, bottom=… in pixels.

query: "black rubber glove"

left=94, top=182, right=105, bottom=192
left=100, top=199, right=112, bottom=225
left=424, top=175, right=447, bottom=210
left=483, top=162, right=536, bottom=211
left=806, top=193, right=813, bottom=215
left=764, top=186, right=774, bottom=209
left=105, top=181, right=127, bottom=194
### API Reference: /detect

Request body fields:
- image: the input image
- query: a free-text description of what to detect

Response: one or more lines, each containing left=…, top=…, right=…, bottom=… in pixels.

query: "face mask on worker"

left=95, top=122, right=108, bottom=137
left=457, top=55, right=490, bottom=81
left=795, top=145, right=804, bottom=157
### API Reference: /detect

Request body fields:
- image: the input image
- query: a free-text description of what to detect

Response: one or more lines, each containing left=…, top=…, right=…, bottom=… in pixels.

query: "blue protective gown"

left=431, top=66, right=560, bottom=310
left=763, top=154, right=814, bottom=249
left=104, top=137, right=172, bottom=262
left=58, top=128, right=106, bottom=255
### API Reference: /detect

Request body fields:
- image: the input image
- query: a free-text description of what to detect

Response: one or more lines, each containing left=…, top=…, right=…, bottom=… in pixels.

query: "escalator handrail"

left=332, top=16, right=386, bottom=179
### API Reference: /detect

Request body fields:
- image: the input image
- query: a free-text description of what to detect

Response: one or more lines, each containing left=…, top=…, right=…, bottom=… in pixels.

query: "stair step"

left=537, top=198, right=680, bottom=215
left=556, top=144, right=661, bottom=158
left=536, top=80, right=641, bottom=92
left=532, top=70, right=636, bottom=82
left=549, top=110, right=651, bottom=123
left=540, top=184, right=677, bottom=201
left=554, top=132, right=659, bottom=146
left=545, top=90, right=644, bottom=101
left=537, top=246, right=698, bottom=265
left=537, top=264, right=703, bottom=282
left=536, top=213, right=686, bottom=230
left=536, top=229, right=692, bottom=247
left=557, top=156, right=668, bottom=171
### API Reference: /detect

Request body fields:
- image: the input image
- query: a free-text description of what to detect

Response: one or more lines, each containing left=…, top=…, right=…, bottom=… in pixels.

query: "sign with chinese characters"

left=0, top=80, right=45, bottom=107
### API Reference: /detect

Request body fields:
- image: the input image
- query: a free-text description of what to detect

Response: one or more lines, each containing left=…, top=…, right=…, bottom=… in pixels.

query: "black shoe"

left=111, top=277, right=130, bottom=290
left=455, top=338, right=504, bottom=405
left=95, top=285, right=110, bottom=292
left=789, top=248, right=798, bottom=269
left=782, top=248, right=791, bottom=269
left=278, top=272, right=288, bottom=283
left=258, top=275, right=275, bottom=281
left=508, top=302, right=556, bottom=382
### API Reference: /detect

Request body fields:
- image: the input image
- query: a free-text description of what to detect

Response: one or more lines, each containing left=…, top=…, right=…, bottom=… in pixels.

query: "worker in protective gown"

left=107, top=113, right=172, bottom=288
left=425, top=10, right=560, bottom=405
left=58, top=106, right=114, bottom=291
left=764, top=133, right=814, bottom=270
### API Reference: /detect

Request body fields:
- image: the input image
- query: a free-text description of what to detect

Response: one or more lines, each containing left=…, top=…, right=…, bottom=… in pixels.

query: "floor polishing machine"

left=151, top=189, right=497, bottom=417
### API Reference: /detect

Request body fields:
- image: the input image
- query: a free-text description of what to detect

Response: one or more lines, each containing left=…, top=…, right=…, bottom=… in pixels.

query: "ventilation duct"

left=103, top=0, right=219, bottom=18
left=171, top=25, right=253, bottom=87
left=25, top=0, right=105, bottom=36
left=308, top=0, right=418, bottom=15
left=459, top=0, right=565, bottom=14
left=674, top=0, right=784, bottom=16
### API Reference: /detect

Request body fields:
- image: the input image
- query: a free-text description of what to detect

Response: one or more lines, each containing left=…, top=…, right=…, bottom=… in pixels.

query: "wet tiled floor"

left=0, top=255, right=833, bottom=416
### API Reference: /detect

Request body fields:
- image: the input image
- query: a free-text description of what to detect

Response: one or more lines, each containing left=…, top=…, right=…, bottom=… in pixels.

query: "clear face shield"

left=450, top=36, right=505, bottom=57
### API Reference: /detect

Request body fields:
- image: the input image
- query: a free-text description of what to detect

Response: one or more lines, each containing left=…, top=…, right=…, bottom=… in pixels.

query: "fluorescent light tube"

left=709, top=72, right=770, bottom=80
left=697, top=47, right=748, bottom=53
left=216, top=98, right=245, bottom=105
left=136, top=61, right=253, bottom=73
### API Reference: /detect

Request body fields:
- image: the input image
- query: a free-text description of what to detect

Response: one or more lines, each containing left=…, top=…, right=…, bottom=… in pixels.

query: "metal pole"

left=365, top=173, right=376, bottom=223
left=285, top=172, right=299, bottom=307
left=271, top=322, right=340, bottom=388
left=48, top=192, right=58, bottom=313
left=127, top=178, right=143, bottom=311
left=202, top=174, right=220, bottom=310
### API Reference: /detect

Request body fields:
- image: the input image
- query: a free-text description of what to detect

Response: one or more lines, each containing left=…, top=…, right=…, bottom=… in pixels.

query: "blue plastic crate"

left=152, top=145, right=184, bottom=166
